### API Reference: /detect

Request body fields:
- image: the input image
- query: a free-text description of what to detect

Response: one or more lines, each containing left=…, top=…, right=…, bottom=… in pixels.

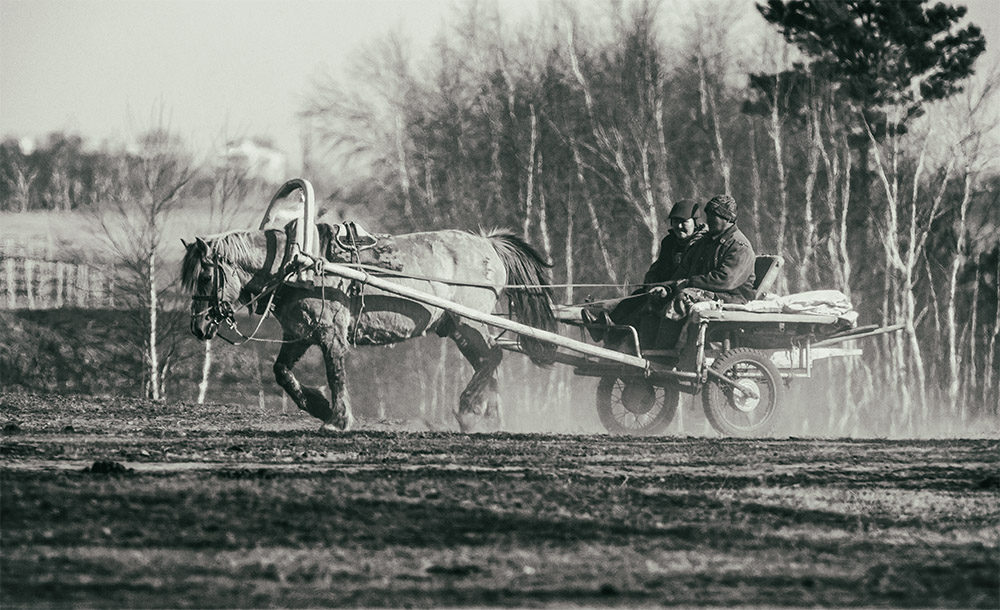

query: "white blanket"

left=726, top=290, right=859, bottom=324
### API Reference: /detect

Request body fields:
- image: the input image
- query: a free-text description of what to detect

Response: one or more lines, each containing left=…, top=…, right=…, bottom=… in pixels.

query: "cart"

left=265, top=178, right=900, bottom=437
left=544, top=301, right=900, bottom=436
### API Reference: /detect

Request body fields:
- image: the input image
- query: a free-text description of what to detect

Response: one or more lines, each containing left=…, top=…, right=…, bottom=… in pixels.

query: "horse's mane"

left=180, top=229, right=263, bottom=292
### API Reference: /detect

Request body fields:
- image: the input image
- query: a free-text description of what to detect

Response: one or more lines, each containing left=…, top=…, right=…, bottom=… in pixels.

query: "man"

left=644, top=199, right=709, bottom=288
left=583, top=199, right=707, bottom=341
left=650, top=193, right=756, bottom=352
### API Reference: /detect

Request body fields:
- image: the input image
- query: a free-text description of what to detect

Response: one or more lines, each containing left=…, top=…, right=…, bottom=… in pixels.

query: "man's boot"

left=581, top=308, right=610, bottom=342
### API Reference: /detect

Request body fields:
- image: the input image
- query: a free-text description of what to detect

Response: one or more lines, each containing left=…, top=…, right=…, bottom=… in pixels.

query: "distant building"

left=18, top=136, right=36, bottom=155
left=220, top=139, right=288, bottom=184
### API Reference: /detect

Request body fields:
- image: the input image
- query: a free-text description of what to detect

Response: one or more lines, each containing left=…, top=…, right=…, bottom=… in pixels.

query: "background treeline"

left=305, top=0, right=999, bottom=432
left=0, top=132, right=282, bottom=215
left=1, top=0, right=997, bottom=435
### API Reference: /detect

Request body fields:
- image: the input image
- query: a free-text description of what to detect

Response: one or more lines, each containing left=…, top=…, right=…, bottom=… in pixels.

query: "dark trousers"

left=605, top=290, right=663, bottom=349
left=608, top=289, right=648, bottom=325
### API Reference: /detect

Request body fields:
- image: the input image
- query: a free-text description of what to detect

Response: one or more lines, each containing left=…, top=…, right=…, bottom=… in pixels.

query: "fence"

left=0, top=232, right=55, bottom=261
left=0, top=257, right=116, bottom=310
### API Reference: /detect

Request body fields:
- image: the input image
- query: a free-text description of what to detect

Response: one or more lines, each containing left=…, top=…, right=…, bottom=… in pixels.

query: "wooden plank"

left=694, top=309, right=840, bottom=325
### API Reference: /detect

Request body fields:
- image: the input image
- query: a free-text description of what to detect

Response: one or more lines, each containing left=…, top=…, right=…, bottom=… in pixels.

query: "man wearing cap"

left=583, top=199, right=707, bottom=341
left=651, top=193, right=756, bottom=352
left=643, top=199, right=708, bottom=288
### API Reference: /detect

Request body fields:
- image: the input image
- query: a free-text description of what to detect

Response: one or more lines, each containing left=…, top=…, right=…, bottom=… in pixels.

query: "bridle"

left=190, top=251, right=235, bottom=339
left=190, top=250, right=294, bottom=345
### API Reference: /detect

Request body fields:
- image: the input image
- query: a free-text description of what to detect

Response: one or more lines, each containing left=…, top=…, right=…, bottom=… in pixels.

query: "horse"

left=180, top=222, right=556, bottom=433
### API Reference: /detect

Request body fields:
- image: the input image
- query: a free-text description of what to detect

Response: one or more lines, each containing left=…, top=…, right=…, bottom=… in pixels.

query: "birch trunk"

left=767, top=75, right=789, bottom=289
left=639, top=143, right=660, bottom=259
left=523, top=104, right=539, bottom=239
left=570, top=139, right=618, bottom=283
left=394, top=113, right=413, bottom=221
left=653, top=95, right=673, bottom=207
left=988, top=254, right=1000, bottom=416
left=799, top=102, right=821, bottom=290
left=564, top=195, right=574, bottom=304
left=536, top=151, right=552, bottom=260
left=748, top=118, right=762, bottom=243
left=198, top=340, right=213, bottom=404
left=964, top=264, right=980, bottom=423
left=147, top=247, right=160, bottom=401
left=946, top=167, right=973, bottom=412
left=698, top=55, right=732, bottom=194
left=837, top=143, right=853, bottom=298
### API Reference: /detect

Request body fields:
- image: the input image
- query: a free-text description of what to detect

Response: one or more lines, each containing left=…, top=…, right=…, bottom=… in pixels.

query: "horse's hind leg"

left=273, top=336, right=336, bottom=426
left=447, top=319, right=503, bottom=433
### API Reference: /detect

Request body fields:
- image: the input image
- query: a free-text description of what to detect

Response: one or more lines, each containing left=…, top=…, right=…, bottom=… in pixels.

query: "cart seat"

left=752, top=255, right=783, bottom=299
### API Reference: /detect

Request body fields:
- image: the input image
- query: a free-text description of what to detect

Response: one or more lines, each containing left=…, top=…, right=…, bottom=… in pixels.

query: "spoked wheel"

left=596, top=376, right=679, bottom=436
left=702, top=348, right=784, bottom=437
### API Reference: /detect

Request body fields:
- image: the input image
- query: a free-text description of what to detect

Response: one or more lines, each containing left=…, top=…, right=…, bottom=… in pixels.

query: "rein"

left=343, top=262, right=638, bottom=293
left=193, top=249, right=646, bottom=345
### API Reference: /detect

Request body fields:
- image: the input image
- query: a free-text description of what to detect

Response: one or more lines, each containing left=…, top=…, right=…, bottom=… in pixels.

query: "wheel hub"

left=621, top=382, right=656, bottom=415
left=731, top=378, right=761, bottom=412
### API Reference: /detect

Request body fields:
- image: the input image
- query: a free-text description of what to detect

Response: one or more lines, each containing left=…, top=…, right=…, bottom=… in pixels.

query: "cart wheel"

left=596, top=377, right=679, bottom=436
left=702, top=348, right=784, bottom=437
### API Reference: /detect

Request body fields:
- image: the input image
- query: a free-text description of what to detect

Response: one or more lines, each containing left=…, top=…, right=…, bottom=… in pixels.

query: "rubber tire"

left=702, top=347, right=784, bottom=437
left=596, top=376, right=679, bottom=436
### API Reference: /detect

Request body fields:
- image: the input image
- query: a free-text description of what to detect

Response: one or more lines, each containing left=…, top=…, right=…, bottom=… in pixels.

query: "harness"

left=193, top=221, right=381, bottom=346
left=329, top=222, right=378, bottom=345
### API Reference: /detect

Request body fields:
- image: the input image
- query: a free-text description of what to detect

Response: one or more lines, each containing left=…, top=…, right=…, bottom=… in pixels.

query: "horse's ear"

left=195, top=237, right=209, bottom=254
left=180, top=238, right=189, bottom=249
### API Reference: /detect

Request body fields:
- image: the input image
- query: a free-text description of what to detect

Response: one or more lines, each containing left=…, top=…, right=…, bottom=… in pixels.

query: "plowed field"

left=1, top=394, right=997, bottom=608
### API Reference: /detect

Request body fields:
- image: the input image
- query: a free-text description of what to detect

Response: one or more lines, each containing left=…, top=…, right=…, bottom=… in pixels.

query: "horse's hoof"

left=455, top=410, right=500, bottom=434
left=319, top=410, right=354, bottom=434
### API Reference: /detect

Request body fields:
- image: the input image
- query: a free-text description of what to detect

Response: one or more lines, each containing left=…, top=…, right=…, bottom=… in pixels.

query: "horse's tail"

left=486, top=230, right=557, bottom=365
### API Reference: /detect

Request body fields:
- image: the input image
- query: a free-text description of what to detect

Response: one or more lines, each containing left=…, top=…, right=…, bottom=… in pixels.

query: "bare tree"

left=193, top=133, right=263, bottom=404
left=305, top=32, right=419, bottom=228
left=94, top=121, right=195, bottom=400
left=939, top=69, right=999, bottom=415
left=1, top=161, right=37, bottom=213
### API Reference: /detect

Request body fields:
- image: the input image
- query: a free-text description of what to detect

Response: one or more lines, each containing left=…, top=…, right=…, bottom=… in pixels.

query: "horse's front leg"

left=273, top=335, right=336, bottom=426
left=317, top=336, right=354, bottom=433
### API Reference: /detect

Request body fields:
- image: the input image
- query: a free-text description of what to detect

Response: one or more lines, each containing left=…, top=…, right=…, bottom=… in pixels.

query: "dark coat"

left=672, top=223, right=756, bottom=303
left=643, top=226, right=707, bottom=285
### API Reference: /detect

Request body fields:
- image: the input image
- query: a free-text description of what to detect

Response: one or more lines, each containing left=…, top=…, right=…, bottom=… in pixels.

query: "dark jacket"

left=643, top=226, right=707, bottom=285
left=673, top=223, right=756, bottom=303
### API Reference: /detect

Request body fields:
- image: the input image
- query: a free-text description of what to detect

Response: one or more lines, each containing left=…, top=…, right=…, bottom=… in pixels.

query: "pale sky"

left=0, top=0, right=522, bottom=170
left=2, top=0, right=997, bottom=174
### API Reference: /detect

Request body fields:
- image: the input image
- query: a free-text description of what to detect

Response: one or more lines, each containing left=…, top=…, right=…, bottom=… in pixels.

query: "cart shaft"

left=305, top=257, right=652, bottom=371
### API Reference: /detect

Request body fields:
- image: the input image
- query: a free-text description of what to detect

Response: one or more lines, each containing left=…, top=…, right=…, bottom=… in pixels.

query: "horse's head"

left=181, top=236, right=247, bottom=340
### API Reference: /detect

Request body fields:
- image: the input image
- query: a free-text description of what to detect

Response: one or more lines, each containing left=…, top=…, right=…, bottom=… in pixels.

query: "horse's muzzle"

left=190, top=310, right=219, bottom=341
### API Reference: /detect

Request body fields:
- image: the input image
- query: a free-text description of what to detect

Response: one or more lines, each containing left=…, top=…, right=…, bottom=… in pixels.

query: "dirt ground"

left=1, top=393, right=998, bottom=609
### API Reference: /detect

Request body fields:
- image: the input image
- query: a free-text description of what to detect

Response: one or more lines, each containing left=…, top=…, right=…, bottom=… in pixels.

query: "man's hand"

left=648, top=285, right=670, bottom=298
left=649, top=279, right=688, bottom=299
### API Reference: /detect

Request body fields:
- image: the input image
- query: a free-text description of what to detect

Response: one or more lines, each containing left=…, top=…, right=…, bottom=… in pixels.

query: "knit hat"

left=668, top=199, right=704, bottom=222
left=706, top=195, right=737, bottom=222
